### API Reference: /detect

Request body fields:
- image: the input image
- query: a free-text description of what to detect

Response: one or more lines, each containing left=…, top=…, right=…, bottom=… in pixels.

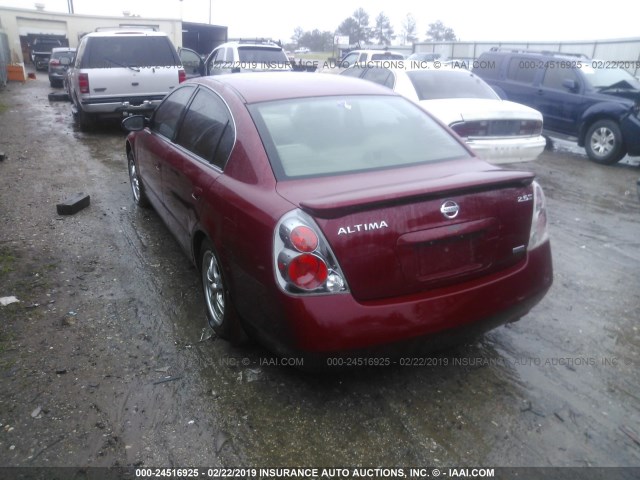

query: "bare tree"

left=401, top=13, right=418, bottom=45
left=292, top=26, right=305, bottom=46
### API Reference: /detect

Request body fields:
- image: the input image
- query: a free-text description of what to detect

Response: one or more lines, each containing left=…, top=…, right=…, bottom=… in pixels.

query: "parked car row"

left=43, top=31, right=640, bottom=363
left=473, top=48, right=640, bottom=165
left=340, top=65, right=545, bottom=164
left=41, top=28, right=561, bottom=364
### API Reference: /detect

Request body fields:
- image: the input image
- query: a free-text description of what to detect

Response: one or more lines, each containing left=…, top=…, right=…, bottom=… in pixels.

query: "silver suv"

left=68, top=28, right=185, bottom=130
left=204, top=39, right=291, bottom=75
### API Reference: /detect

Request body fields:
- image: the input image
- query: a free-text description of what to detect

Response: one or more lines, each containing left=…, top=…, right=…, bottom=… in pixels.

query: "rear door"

left=162, top=86, right=235, bottom=249
left=533, top=64, right=585, bottom=135
left=136, top=85, right=196, bottom=209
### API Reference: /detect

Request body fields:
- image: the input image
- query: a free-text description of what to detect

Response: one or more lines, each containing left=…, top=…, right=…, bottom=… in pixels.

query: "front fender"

left=578, top=102, right=633, bottom=145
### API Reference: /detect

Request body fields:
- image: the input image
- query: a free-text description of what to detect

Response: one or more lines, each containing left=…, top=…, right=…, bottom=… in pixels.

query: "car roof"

left=217, top=40, right=281, bottom=48
left=348, top=49, right=403, bottom=55
left=85, top=29, right=168, bottom=38
left=189, top=72, right=397, bottom=104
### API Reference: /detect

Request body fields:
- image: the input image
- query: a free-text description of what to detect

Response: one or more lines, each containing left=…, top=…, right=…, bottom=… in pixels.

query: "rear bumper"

left=80, top=96, right=164, bottom=114
left=465, top=135, right=546, bottom=163
left=250, top=240, right=553, bottom=358
left=48, top=71, right=67, bottom=80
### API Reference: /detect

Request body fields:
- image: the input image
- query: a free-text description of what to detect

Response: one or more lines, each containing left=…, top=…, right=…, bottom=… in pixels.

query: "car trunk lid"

left=276, top=159, right=536, bottom=301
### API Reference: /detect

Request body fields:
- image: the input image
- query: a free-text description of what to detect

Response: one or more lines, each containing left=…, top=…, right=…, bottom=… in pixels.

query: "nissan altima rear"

left=123, top=73, right=552, bottom=365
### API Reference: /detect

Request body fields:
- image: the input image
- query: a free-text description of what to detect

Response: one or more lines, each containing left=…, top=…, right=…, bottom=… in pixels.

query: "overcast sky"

left=1, top=0, right=639, bottom=44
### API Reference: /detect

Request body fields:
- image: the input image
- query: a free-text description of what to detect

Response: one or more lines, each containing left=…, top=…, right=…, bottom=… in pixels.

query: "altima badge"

left=440, top=200, right=460, bottom=219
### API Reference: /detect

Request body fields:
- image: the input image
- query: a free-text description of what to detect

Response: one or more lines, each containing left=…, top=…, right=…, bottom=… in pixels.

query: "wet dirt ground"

left=0, top=75, right=639, bottom=476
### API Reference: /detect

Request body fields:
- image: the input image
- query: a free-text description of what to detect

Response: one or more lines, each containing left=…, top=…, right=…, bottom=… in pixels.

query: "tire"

left=127, top=150, right=150, bottom=208
left=544, top=135, right=554, bottom=151
left=200, top=239, right=247, bottom=344
left=584, top=120, right=626, bottom=165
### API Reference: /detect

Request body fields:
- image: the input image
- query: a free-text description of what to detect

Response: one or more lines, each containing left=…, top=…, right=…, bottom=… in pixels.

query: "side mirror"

left=122, top=115, right=147, bottom=132
left=562, top=78, right=578, bottom=92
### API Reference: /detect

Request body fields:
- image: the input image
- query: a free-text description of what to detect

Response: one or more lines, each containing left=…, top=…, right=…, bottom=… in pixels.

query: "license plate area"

left=397, top=218, right=498, bottom=286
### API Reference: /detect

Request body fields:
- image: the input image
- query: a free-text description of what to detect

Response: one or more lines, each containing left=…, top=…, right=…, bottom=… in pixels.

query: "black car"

left=473, top=48, right=640, bottom=165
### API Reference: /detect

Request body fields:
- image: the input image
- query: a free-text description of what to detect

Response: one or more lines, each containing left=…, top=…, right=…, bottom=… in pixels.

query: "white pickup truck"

left=68, top=29, right=185, bottom=130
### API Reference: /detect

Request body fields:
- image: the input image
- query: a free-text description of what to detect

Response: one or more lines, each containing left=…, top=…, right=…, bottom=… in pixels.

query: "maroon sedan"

left=123, top=72, right=552, bottom=361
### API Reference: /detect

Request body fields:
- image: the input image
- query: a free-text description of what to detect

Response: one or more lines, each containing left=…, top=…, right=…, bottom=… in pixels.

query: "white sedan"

left=341, top=65, right=546, bottom=163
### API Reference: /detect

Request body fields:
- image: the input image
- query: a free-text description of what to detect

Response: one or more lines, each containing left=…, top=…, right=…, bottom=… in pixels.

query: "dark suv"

left=473, top=48, right=640, bottom=164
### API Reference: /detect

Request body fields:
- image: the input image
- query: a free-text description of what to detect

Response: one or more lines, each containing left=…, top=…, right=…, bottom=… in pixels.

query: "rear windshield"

left=249, top=95, right=470, bottom=180
left=238, top=46, right=288, bottom=64
left=407, top=70, right=499, bottom=100
left=51, top=51, right=75, bottom=61
left=371, top=53, right=404, bottom=61
left=82, top=36, right=179, bottom=68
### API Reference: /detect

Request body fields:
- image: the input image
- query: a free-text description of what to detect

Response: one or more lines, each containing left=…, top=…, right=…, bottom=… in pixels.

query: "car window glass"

left=406, top=70, right=499, bottom=100
left=362, top=67, right=392, bottom=88
left=224, top=48, right=235, bottom=62
left=237, top=46, right=287, bottom=64
left=82, top=36, right=179, bottom=68
left=180, top=49, right=201, bottom=70
left=341, top=52, right=359, bottom=67
left=209, top=49, right=222, bottom=66
left=249, top=95, right=470, bottom=179
left=578, top=64, right=640, bottom=89
left=507, top=58, right=537, bottom=83
left=370, top=53, right=404, bottom=61
left=542, top=65, right=579, bottom=90
left=175, top=88, right=235, bottom=168
left=150, top=86, right=195, bottom=139
left=341, top=67, right=363, bottom=78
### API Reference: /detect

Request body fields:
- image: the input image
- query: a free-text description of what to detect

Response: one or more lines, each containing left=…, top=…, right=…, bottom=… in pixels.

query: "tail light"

left=451, top=121, right=489, bottom=138
left=274, top=210, right=349, bottom=295
left=528, top=180, right=549, bottom=251
left=49, top=59, right=60, bottom=66
left=178, top=69, right=186, bottom=83
left=79, top=73, right=90, bottom=94
left=519, top=119, right=543, bottom=136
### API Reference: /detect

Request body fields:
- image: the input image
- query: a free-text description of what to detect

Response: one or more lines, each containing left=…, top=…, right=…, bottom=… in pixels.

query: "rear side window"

left=175, top=88, right=235, bottom=169
left=82, top=36, right=179, bottom=68
left=362, top=67, right=394, bottom=88
left=507, top=57, right=537, bottom=83
left=150, top=86, right=195, bottom=139
left=542, top=65, right=579, bottom=90
left=473, top=54, right=501, bottom=79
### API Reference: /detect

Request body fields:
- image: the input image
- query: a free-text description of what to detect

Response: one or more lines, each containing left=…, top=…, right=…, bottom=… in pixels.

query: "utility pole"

left=209, top=0, right=212, bottom=24
left=68, top=0, right=74, bottom=14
